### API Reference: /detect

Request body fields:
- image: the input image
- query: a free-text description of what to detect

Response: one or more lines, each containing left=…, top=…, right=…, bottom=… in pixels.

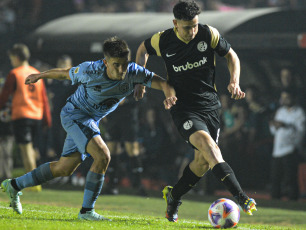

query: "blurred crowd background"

left=0, top=0, right=306, bottom=200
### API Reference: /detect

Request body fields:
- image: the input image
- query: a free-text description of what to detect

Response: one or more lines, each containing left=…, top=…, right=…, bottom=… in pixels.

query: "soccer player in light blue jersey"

left=1, top=37, right=177, bottom=221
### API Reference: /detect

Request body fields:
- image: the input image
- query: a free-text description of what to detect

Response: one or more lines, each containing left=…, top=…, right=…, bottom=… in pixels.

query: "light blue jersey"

left=60, top=60, right=154, bottom=160
left=68, top=60, right=153, bottom=121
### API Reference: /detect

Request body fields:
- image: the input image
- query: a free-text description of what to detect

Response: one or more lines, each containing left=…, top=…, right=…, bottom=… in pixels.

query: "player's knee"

left=93, top=147, right=111, bottom=165
left=197, top=136, right=219, bottom=154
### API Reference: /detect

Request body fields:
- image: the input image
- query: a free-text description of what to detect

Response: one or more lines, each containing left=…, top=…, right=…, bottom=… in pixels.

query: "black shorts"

left=170, top=109, right=220, bottom=147
left=12, top=118, right=42, bottom=144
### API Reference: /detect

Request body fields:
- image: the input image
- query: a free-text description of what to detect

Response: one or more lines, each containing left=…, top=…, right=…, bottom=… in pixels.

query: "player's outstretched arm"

left=151, top=74, right=177, bottom=110
left=225, top=48, right=245, bottom=100
left=134, top=41, right=149, bottom=101
left=25, top=68, right=71, bottom=85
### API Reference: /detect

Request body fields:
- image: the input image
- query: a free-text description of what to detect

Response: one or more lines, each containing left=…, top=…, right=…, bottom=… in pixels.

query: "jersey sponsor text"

left=172, top=57, right=207, bottom=72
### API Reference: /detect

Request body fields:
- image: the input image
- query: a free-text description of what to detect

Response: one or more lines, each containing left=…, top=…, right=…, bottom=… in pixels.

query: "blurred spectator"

left=244, top=85, right=273, bottom=188
left=0, top=43, right=52, bottom=192
left=0, top=71, right=14, bottom=182
left=0, top=2, right=16, bottom=34
left=272, top=68, right=305, bottom=110
left=269, top=89, right=305, bottom=200
left=103, top=96, right=147, bottom=196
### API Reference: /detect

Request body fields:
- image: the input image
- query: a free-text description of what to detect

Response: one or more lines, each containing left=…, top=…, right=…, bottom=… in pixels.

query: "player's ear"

left=103, top=58, right=108, bottom=67
left=173, top=19, right=178, bottom=28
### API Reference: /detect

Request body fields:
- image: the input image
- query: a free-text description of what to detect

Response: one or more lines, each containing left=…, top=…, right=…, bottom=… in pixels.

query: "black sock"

left=212, top=162, right=248, bottom=202
left=80, top=207, right=93, bottom=214
left=171, top=164, right=201, bottom=200
left=11, top=179, right=21, bottom=191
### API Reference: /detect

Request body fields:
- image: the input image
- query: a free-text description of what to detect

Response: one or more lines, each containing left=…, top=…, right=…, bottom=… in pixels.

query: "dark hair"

left=173, top=0, right=201, bottom=20
left=8, top=43, right=30, bottom=61
left=103, top=36, right=130, bottom=60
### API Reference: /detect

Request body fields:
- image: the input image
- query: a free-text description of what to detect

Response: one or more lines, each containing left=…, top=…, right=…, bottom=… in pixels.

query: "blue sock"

left=82, top=171, right=105, bottom=209
left=15, top=163, right=54, bottom=190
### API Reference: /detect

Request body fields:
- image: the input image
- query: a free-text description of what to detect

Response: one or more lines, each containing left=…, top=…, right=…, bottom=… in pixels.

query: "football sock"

left=129, top=156, right=143, bottom=188
left=82, top=171, right=105, bottom=209
left=80, top=207, right=93, bottom=214
left=15, top=162, right=54, bottom=190
left=11, top=179, right=20, bottom=191
left=171, top=164, right=201, bottom=200
left=212, top=162, right=248, bottom=200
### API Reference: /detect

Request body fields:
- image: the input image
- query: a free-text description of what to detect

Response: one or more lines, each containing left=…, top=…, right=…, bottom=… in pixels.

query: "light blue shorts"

left=60, top=102, right=100, bottom=161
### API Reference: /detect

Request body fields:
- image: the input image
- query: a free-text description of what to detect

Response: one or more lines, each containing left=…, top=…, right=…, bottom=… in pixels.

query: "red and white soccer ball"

left=208, top=198, right=240, bottom=229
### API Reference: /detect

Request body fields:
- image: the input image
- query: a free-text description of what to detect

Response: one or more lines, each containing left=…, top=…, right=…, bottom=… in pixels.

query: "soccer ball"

left=208, top=198, right=240, bottom=229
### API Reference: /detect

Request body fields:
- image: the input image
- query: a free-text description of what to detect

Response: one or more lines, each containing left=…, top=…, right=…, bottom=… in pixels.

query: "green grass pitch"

left=1, top=189, right=306, bottom=229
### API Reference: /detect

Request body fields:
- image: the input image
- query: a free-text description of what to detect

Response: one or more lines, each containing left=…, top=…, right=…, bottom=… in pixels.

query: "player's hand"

left=227, top=82, right=245, bottom=100
left=133, top=84, right=146, bottom=101
left=164, top=96, right=177, bottom=110
left=25, top=74, right=40, bottom=84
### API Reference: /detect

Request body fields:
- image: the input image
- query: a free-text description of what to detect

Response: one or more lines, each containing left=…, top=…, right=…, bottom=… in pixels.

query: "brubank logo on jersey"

left=172, top=57, right=207, bottom=72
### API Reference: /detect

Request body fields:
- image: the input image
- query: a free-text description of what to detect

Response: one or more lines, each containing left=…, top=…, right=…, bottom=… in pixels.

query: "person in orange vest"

left=0, top=43, right=51, bottom=192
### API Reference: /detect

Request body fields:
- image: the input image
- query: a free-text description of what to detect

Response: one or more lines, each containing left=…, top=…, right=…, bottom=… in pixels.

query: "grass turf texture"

left=1, top=189, right=306, bottom=230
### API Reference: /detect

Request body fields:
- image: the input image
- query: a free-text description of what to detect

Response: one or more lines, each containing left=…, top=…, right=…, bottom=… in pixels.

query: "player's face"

left=9, top=55, right=19, bottom=68
left=173, top=16, right=199, bottom=42
left=104, top=57, right=129, bottom=80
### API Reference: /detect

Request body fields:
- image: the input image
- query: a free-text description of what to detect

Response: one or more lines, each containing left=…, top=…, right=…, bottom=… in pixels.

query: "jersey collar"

left=173, top=27, right=190, bottom=44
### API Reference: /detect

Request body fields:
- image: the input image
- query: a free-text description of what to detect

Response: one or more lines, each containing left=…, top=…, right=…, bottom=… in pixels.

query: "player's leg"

left=19, top=143, right=37, bottom=172
left=78, top=135, right=111, bottom=221
left=14, top=119, right=41, bottom=191
left=125, top=141, right=147, bottom=196
left=190, top=130, right=256, bottom=215
left=1, top=152, right=81, bottom=214
left=163, top=149, right=209, bottom=222
left=0, top=135, right=14, bottom=180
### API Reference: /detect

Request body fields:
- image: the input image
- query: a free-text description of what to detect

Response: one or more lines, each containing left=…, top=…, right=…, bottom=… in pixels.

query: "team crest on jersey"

left=183, top=120, right=193, bottom=130
left=197, top=41, right=207, bottom=52
left=74, top=67, right=80, bottom=74
left=119, top=82, right=129, bottom=93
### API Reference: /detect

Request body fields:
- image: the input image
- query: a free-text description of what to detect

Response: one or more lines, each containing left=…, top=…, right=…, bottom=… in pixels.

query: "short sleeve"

left=215, top=36, right=231, bottom=57
left=129, top=63, right=154, bottom=88
left=208, top=25, right=231, bottom=57
left=144, top=32, right=163, bottom=56
left=69, top=62, right=92, bottom=85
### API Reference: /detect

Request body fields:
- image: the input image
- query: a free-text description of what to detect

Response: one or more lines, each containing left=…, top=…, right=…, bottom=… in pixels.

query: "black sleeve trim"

left=215, top=36, right=231, bottom=57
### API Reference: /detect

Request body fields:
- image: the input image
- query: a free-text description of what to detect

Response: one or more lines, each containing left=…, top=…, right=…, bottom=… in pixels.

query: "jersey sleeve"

left=129, top=63, right=154, bottom=88
left=208, top=25, right=231, bottom=57
left=144, top=32, right=163, bottom=56
left=69, top=61, right=93, bottom=85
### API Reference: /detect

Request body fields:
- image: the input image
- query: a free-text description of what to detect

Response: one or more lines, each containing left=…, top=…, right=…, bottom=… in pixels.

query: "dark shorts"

left=171, top=109, right=220, bottom=147
left=12, top=118, right=42, bottom=144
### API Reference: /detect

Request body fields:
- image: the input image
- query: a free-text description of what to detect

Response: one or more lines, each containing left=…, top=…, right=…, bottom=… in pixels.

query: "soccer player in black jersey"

left=135, top=0, right=257, bottom=222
